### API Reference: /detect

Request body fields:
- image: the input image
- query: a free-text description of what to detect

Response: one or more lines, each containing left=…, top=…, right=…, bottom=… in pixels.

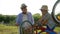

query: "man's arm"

left=30, top=13, right=34, bottom=25
left=15, top=15, right=20, bottom=26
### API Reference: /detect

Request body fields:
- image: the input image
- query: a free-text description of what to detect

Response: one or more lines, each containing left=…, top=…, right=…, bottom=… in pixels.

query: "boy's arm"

left=42, top=19, right=48, bottom=25
left=38, top=15, right=49, bottom=25
left=37, top=17, right=44, bottom=23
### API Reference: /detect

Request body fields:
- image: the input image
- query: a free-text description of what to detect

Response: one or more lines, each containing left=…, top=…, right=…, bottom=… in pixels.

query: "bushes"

left=0, top=13, right=60, bottom=26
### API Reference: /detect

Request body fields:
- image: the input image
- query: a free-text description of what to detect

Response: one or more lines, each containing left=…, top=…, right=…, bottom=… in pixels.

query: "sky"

left=0, top=0, right=60, bottom=15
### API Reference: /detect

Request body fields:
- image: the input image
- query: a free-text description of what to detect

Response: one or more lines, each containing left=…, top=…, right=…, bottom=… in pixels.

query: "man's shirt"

left=16, top=12, right=34, bottom=25
left=22, top=14, right=31, bottom=30
left=22, top=14, right=28, bottom=21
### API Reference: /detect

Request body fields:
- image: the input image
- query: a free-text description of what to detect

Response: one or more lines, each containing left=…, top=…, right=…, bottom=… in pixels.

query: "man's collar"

left=22, top=12, right=28, bottom=15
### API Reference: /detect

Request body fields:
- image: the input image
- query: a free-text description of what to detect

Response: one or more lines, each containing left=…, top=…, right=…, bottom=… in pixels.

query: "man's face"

left=41, top=9, right=48, bottom=15
left=21, top=7, right=27, bottom=14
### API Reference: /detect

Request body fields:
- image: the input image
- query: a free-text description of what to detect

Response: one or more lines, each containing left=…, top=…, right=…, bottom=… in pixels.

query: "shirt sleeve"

left=16, top=15, right=20, bottom=24
left=30, top=13, right=34, bottom=25
left=31, top=15, right=34, bottom=25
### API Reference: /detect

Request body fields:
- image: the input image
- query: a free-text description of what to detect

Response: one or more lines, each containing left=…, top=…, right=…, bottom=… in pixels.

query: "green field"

left=0, top=24, right=60, bottom=34
left=0, top=24, right=18, bottom=34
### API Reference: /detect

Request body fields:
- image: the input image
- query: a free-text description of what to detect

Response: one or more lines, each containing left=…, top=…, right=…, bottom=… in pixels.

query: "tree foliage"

left=33, top=13, right=41, bottom=23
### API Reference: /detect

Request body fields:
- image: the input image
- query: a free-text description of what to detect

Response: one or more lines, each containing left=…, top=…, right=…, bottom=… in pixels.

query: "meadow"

left=0, top=24, right=60, bottom=34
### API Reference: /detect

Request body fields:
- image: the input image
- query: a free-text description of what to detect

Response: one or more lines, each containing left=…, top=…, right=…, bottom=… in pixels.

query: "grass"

left=0, top=24, right=18, bottom=34
left=0, top=24, right=60, bottom=34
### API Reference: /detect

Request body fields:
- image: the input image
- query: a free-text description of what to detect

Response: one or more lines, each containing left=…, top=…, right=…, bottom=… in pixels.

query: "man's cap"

left=40, top=5, right=48, bottom=10
left=21, top=3, right=27, bottom=9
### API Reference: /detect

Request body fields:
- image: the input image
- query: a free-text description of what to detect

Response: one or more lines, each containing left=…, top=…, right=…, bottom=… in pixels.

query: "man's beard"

left=23, top=12, right=27, bottom=14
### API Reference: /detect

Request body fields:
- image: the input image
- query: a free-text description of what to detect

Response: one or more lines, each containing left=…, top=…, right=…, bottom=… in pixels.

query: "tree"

left=0, top=14, right=4, bottom=22
left=33, top=13, right=41, bottom=23
left=3, top=15, right=10, bottom=23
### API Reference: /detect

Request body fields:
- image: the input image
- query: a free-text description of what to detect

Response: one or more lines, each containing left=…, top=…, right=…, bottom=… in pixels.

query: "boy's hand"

left=42, top=19, right=48, bottom=25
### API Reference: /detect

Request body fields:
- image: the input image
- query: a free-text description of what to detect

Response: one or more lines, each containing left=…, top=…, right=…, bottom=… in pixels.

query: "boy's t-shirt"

left=42, top=13, right=56, bottom=29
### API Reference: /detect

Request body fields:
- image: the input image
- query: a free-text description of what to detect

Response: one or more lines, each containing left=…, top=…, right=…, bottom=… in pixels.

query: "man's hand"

left=15, top=23, right=19, bottom=26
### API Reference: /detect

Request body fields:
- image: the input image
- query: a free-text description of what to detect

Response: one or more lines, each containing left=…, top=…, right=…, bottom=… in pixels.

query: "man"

left=16, top=3, right=34, bottom=34
left=38, top=5, right=56, bottom=34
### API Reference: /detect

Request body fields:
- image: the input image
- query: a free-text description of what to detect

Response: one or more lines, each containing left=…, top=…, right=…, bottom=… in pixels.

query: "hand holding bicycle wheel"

left=20, top=20, right=34, bottom=34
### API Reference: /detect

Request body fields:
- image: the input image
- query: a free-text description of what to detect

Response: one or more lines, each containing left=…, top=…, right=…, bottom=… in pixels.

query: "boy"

left=38, top=5, right=56, bottom=34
